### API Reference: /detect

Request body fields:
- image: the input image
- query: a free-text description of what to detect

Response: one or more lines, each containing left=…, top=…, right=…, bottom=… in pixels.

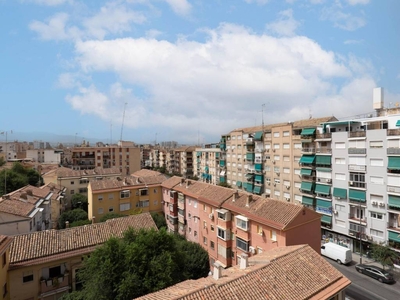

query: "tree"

left=217, top=182, right=232, bottom=188
left=99, top=213, right=126, bottom=223
left=0, top=157, right=5, bottom=167
left=150, top=212, right=167, bottom=230
left=70, top=219, right=92, bottom=228
left=71, top=194, right=88, bottom=212
left=58, top=209, right=88, bottom=229
left=0, top=169, right=28, bottom=196
left=370, top=242, right=398, bottom=269
left=26, top=168, right=43, bottom=186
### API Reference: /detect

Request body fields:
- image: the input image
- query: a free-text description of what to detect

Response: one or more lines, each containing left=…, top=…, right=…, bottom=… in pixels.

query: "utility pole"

left=1, top=130, right=12, bottom=195
left=120, top=102, right=127, bottom=143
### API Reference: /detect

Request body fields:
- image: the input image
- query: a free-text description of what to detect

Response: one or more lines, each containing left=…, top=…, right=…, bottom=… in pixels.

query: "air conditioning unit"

left=379, top=202, right=385, bottom=207
left=249, top=246, right=256, bottom=254
left=372, top=201, right=378, bottom=205
left=267, top=182, right=271, bottom=186
left=273, top=183, right=276, bottom=187
left=334, top=210, right=338, bottom=215
left=327, top=179, right=332, bottom=183
left=349, top=181, right=354, bottom=186
left=285, top=197, right=290, bottom=201
left=349, top=232, right=354, bottom=236
left=209, top=213, right=214, bottom=220
left=266, top=149, right=269, bottom=152
left=285, top=185, right=290, bottom=189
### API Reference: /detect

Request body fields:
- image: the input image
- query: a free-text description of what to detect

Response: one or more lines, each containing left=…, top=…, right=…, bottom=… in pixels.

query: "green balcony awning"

left=349, top=189, right=366, bottom=202
left=246, top=153, right=255, bottom=160
left=315, top=184, right=330, bottom=195
left=300, top=168, right=312, bottom=176
left=220, top=160, right=225, bottom=167
left=205, top=166, right=209, bottom=172
left=196, top=151, right=201, bottom=156
left=316, top=167, right=332, bottom=172
left=202, top=173, right=206, bottom=178
left=236, top=181, right=242, bottom=187
left=254, top=131, right=263, bottom=141
left=301, top=181, right=314, bottom=192
left=255, top=163, right=262, bottom=171
left=315, top=155, right=331, bottom=165
left=321, top=215, right=332, bottom=224
left=215, top=152, right=220, bottom=158
left=389, top=231, right=400, bottom=243
left=246, top=173, right=254, bottom=180
left=255, top=174, right=263, bottom=182
left=333, top=188, right=347, bottom=199
left=388, top=157, right=400, bottom=170
left=396, top=120, right=400, bottom=127
left=388, top=195, right=400, bottom=208
left=302, top=196, right=314, bottom=206
left=299, top=155, right=315, bottom=164
left=301, top=128, right=316, bottom=136
left=245, top=183, right=253, bottom=193
left=219, top=177, right=226, bottom=183
left=317, top=199, right=332, bottom=208
left=253, top=185, right=262, bottom=195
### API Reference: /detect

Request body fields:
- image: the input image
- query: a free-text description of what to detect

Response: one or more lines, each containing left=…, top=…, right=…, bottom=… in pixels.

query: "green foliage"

left=0, top=162, right=43, bottom=195
left=70, top=219, right=92, bottom=228
left=99, top=213, right=126, bottom=223
left=150, top=212, right=167, bottom=230
left=59, top=291, right=87, bottom=300
left=0, top=157, right=5, bottom=167
left=73, top=228, right=209, bottom=300
left=71, top=194, right=88, bottom=212
left=58, top=209, right=88, bottom=229
left=217, top=182, right=232, bottom=188
left=370, top=242, right=398, bottom=269
left=11, top=162, right=27, bottom=174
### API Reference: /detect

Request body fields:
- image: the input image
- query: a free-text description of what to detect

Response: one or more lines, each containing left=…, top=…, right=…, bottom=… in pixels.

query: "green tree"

left=0, top=169, right=28, bottom=196
left=150, top=212, right=167, bottom=230
left=70, top=219, right=92, bottom=228
left=26, top=168, right=43, bottom=186
left=0, top=157, right=5, bottom=167
left=217, top=182, right=232, bottom=188
left=370, top=242, right=398, bottom=269
left=11, top=162, right=27, bottom=174
left=58, top=209, right=88, bottom=229
left=71, top=194, right=88, bottom=212
left=99, top=213, right=126, bottom=222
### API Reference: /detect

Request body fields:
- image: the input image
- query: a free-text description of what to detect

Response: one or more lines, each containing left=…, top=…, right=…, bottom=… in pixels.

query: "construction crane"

left=120, top=102, right=127, bottom=142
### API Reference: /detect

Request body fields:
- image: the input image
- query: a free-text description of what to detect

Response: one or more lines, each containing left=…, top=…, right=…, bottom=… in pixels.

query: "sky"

left=1, top=0, right=400, bottom=145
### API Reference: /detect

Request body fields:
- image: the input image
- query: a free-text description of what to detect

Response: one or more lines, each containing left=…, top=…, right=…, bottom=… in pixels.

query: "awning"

left=315, top=184, right=330, bottom=195
left=253, top=185, right=262, bottom=195
left=388, top=195, right=400, bottom=208
left=246, top=153, right=255, bottom=160
left=300, top=168, right=312, bottom=176
left=301, top=128, right=316, bottom=135
left=196, top=151, right=201, bottom=156
left=388, top=157, right=400, bottom=170
left=349, top=189, right=366, bottom=202
left=321, top=215, right=332, bottom=224
left=205, top=166, right=209, bottom=172
left=316, top=167, right=332, bottom=172
left=220, top=160, right=225, bottom=167
left=219, top=177, right=226, bottom=183
left=202, top=173, right=206, bottom=178
left=333, top=187, right=347, bottom=199
left=236, top=181, right=242, bottom=187
left=315, top=155, right=331, bottom=165
left=389, top=231, right=400, bottom=243
left=299, top=155, right=315, bottom=164
left=302, top=196, right=314, bottom=206
left=255, top=164, right=263, bottom=171
left=246, top=173, right=254, bottom=180
left=317, top=199, right=332, bottom=208
left=255, top=174, right=263, bottom=182
left=215, top=152, right=220, bottom=158
left=301, top=181, right=314, bottom=192
left=396, top=120, right=400, bottom=127
left=254, top=131, right=263, bottom=141
left=245, top=183, right=253, bottom=193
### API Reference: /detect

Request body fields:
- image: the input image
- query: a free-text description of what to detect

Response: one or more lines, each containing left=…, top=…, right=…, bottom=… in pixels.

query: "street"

left=324, top=258, right=400, bottom=300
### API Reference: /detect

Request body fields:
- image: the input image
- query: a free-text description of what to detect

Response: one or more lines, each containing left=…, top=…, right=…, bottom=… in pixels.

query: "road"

left=324, top=258, right=400, bottom=300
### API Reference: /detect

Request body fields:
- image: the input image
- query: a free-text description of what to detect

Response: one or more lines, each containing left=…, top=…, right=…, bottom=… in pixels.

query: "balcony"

left=301, top=148, right=316, bottom=154
left=40, top=273, right=70, bottom=295
left=316, top=147, right=332, bottom=154
left=348, top=215, right=367, bottom=226
left=348, top=148, right=367, bottom=154
left=387, top=129, right=400, bottom=136
left=315, top=133, right=332, bottom=139
left=348, top=181, right=366, bottom=189
left=246, top=138, right=254, bottom=145
left=348, top=131, right=366, bottom=138
left=348, top=164, right=367, bottom=172
left=387, top=185, right=400, bottom=194
left=387, top=148, right=400, bottom=155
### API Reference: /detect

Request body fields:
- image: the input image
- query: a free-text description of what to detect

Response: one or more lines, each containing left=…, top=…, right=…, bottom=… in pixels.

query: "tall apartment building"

left=196, top=144, right=221, bottom=185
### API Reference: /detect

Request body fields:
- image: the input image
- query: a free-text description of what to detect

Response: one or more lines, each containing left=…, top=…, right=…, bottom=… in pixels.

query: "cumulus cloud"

left=266, top=9, right=300, bottom=37
left=321, top=4, right=366, bottom=31
left=29, top=13, right=81, bottom=41
left=164, top=0, right=192, bottom=16
left=24, top=0, right=73, bottom=6
left=244, top=0, right=269, bottom=5
left=346, top=0, right=370, bottom=5
left=59, top=22, right=378, bottom=143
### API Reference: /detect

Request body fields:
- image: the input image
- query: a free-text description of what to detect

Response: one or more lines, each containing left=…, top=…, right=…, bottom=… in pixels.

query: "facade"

left=88, top=169, right=167, bottom=222
left=25, top=149, right=62, bottom=164
left=1, top=235, right=13, bottom=300
left=7, top=213, right=157, bottom=300
left=136, top=244, right=351, bottom=300
left=196, top=144, right=221, bottom=185
left=161, top=177, right=321, bottom=268
left=42, top=166, right=121, bottom=209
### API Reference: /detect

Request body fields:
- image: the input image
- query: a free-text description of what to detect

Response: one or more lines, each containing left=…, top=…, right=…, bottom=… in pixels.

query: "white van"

left=321, top=242, right=352, bottom=265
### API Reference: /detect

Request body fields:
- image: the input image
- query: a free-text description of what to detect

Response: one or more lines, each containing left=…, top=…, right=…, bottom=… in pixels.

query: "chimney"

left=239, top=253, right=249, bottom=270
left=20, top=193, right=27, bottom=200
left=233, top=190, right=239, bottom=202
left=180, top=178, right=185, bottom=185
left=65, top=221, right=70, bottom=228
left=186, top=180, right=191, bottom=188
left=92, top=216, right=96, bottom=224
left=26, top=189, right=33, bottom=196
left=213, top=262, right=223, bottom=280
left=246, top=194, right=252, bottom=207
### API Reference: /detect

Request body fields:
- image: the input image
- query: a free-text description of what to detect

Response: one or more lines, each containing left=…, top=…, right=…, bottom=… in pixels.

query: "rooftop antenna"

left=120, top=102, right=127, bottom=143
left=110, top=122, right=112, bottom=145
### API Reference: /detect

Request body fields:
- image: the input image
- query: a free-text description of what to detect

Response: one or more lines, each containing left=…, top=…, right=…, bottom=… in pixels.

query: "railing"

left=348, top=148, right=367, bottom=154
left=348, top=181, right=366, bottom=189
left=315, top=133, right=332, bottom=139
left=388, top=129, right=400, bottom=136
left=302, top=148, right=316, bottom=153
left=348, top=164, right=366, bottom=172
left=348, top=131, right=366, bottom=138
left=40, top=274, right=69, bottom=294
left=316, top=178, right=332, bottom=184
left=387, top=185, right=400, bottom=193
left=387, top=148, right=400, bottom=155
left=316, top=147, right=332, bottom=153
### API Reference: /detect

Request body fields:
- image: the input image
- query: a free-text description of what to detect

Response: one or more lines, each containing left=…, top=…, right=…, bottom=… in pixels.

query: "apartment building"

left=64, top=142, right=140, bottom=175
left=161, top=177, right=321, bottom=268
left=136, top=244, right=350, bottom=300
left=172, top=146, right=196, bottom=178
left=25, top=149, right=62, bottom=164
left=1, top=235, right=13, bottom=300
left=196, top=144, right=221, bottom=185
left=42, top=166, right=121, bottom=209
left=88, top=169, right=167, bottom=222
left=7, top=214, right=157, bottom=300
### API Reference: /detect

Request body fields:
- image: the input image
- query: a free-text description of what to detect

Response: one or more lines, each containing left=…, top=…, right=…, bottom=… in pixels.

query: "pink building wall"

left=185, top=197, right=200, bottom=244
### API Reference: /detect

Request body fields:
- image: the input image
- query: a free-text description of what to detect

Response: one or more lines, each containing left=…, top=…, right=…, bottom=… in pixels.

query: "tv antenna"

left=120, top=102, right=127, bottom=142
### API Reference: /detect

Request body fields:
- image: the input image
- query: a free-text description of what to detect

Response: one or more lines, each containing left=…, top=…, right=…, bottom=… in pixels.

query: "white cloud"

left=164, top=0, right=192, bottom=16
left=83, top=2, right=146, bottom=40
left=244, top=0, right=269, bottom=5
left=344, top=39, right=363, bottom=44
left=29, top=13, right=81, bottom=41
left=266, top=9, right=300, bottom=37
left=24, top=0, right=73, bottom=6
left=321, top=5, right=366, bottom=31
left=346, top=0, right=370, bottom=5
left=62, top=23, right=371, bottom=143
left=145, top=29, right=163, bottom=39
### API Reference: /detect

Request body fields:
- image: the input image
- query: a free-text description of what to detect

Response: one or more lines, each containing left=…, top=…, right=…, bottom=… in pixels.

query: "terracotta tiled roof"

left=9, top=213, right=157, bottom=267
left=0, top=198, right=36, bottom=218
left=56, top=166, right=121, bottom=178
left=131, top=169, right=162, bottom=177
left=90, top=174, right=168, bottom=192
left=134, top=245, right=350, bottom=300
left=198, top=185, right=234, bottom=206
left=173, top=180, right=209, bottom=199
left=161, top=176, right=184, bottom=189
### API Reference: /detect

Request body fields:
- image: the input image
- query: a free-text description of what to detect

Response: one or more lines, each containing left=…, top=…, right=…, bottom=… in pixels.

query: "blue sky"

left=1, top=0, right=399, bottom=145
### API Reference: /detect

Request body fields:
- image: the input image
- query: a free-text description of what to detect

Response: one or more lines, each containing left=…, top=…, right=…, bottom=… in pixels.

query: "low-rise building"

left=0, top=235, right=13, bottom=300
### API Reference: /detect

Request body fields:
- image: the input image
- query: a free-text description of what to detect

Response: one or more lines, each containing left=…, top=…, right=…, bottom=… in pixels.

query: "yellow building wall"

left=1, top=248, right=10, bottom=300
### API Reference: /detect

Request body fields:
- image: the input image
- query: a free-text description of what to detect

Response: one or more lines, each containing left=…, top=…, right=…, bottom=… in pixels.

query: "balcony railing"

left=40, top=273, right=70, bottom=294
left=316, top=147, right=332, bottom=154
left=387, top=148, right=400, bottom=155
left=348, top=164, right=366, bottom=172
left=387, top=185, right=400, bottom=193
left=387, top=129, right=400, bottom=136
left=348, top=131, right=366, bottom=138
left=301, top=148, right=316, bottom=154
left=348, top=148, right=367, bottom=154
left=315, top=133, right=332, bottom=139
left=348, top=181, right=366, bottom=189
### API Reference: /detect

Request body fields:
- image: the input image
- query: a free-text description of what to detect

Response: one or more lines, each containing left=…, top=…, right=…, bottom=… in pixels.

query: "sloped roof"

left=90, top=174, right=168, bottom=192
left=134, top=244, right=350, bottom=300
left=0, top=235, right=13, bottom=254
left=131, top=169, right=162, bottom=177
left=0, top=198, right=36, bottom=218
left=55, top=166, right=121, bottom=178
left=9, top=213, right=157, bottom=267
left=161, top=176, right=185, bottom=189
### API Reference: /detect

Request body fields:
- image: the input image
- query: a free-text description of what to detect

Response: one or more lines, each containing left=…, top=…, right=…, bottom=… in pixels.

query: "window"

left=70, top=181, right=75, bottom=185
left=257, top=225, right=263, bottom=235
left=274, top=167, right=280, bottom=173
left=283, top=156, right=290, bottom=162
left=273, top=132, right=280, bottom=137
left=210, top=241, right=215, bottom=250
left=23, top=271, right=34, bottom=283
left=294, top=143, right=301, bottom=149
left=194, top=231, right=197, bottom=237
left=98, top=208, right=104, bottom=214
left=335, top=158, right=346, bottom=165
left=236, top=237, right=249, bottom=252
left=273, top=155, right=280, bottom=161
left=370, top=212, right=384, bottom=220
left=294, top=169, right=301, bottom=175
left=120, top=190, right=130, bottom=199
left=270, top=230, right=277, bottom=241
left=49, top=266, right=61, bottom=278
left=218, top=211, right=229, bottom=220
left=154, top=200, right=158, bottom=206
left=370, top=176, right=384, bottom=184
left=140, top=189, right=148, bottom=196
left=217, top=227, right=227, bottom=240
left=235, top=216, right=248, bottom=231
left=136, top=200, right=149, bottom=208
left=283, top=168, right=290, bottom=174
left=70, top=190, right=75, bottom=195
left=273, top=143, right=280, bottom=149
left=203, top=237, right=207, bottom=245
left=349, top=172, right=366, bottom=188
left=79, top=178, right=89, bottom=184
left=294, top=182, right=301, bottom=188
left=211, top=224, right=214, bottom=232
left=120, top=203, right=131, bottom=211
left=283, top=131, right=290, bottom=137
left=335, top=173, right=346, bottom=181
left=370, top=229, right=384, bottom=238
left=79, top=188, right=87, bottom=193
left=274, top=190, right=280, bottom=197
left=370, top=141, right=383, bottom=148
left=108, top=194, right=114, bottom=200
left=3, top=282, right=7, bottom=298
left=98, top=195, right=103, bottom=201
left=370, top=158, right=383, bottom=167
left=108, top=207, right=114, bottom=212
left=335, top=142, right=345, bottom=149
left=283, top=143, right=290, bottom=149
left=2, top=253, right=6, bottom=268
left=203, top=204, right=207, bottom=212
left=154, top=189, right=157, bottom=193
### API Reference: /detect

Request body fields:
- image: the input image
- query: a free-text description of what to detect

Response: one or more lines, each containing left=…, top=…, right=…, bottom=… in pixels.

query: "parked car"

left=355, top=264, right=395, bottom=283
